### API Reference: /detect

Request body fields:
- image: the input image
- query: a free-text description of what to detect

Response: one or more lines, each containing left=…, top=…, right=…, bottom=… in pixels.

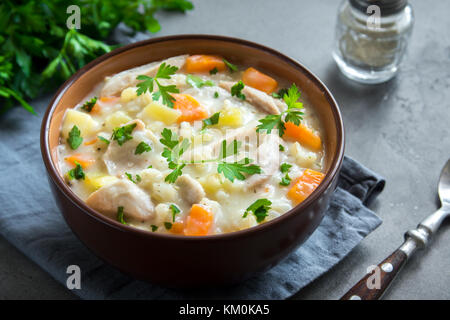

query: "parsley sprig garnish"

left=67, top=125, right=83, bottom=150
left=111, top=122, right=137, bottom=146
left=136, top=62, right=180, bottom=108
left=135, top=141, right=152, bottom=155
left=160, top=128, right=190, bottom=183
left=231, top=81, right=246, bottom=100
left=81, top=97, right=98, bottom=112
left=256, top=84, right=304, bottom=137
left=243, top=199, right=272, bottom=223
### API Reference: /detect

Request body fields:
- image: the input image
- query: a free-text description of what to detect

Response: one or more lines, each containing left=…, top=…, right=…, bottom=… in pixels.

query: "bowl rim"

left=40, top=34, right=345, bottom=242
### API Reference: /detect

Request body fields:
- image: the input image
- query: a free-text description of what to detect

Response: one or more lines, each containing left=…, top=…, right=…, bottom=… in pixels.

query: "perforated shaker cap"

left=350, top=0, right=408, bottom=16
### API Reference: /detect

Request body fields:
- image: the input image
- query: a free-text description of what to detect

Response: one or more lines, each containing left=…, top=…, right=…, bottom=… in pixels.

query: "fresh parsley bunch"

left=0, top=0, right=194, bottom=115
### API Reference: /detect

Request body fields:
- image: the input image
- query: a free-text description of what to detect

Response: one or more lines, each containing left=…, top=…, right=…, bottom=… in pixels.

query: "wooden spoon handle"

left=340, top=249, right=407, bottom=300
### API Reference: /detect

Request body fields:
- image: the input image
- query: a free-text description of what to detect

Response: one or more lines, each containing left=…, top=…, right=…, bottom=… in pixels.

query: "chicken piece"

left=86, top=179, right=154, bottom=222
left=245, top=132, right=281, bottom=190
left=219, top=81, right=285, bottom=114
left=176, top=175, right=206, bottom=205
left=103, top=119, right=158, bottom=175
left=100, top=55, right=188, bottom=97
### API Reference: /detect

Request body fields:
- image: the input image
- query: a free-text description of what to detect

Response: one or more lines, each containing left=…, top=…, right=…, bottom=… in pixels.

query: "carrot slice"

left=170, top=222, right=185, bottom=235
left=287, top=169, right=325, bottom=204
left=84, top=138, right=98, bottom=146
left=65, top=154, right=95, bottom=169
left=185, top=55, right=226, bottom=73
left=184, top=204, right=214, bottom=236
left=242, top=67, right=278, bottom=94
left=172, top=93, right=208, bottom=123
left=284, top=122, right=322, bottom=151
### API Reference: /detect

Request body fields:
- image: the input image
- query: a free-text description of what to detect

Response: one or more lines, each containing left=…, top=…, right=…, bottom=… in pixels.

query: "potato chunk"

left=140, top=102, right=181, bottom=125
left=62, top=109, right=99, bottom=139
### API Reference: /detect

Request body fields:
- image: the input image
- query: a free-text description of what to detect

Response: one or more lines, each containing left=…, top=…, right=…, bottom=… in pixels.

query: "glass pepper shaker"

left=333, top=0, right=414, bottom=84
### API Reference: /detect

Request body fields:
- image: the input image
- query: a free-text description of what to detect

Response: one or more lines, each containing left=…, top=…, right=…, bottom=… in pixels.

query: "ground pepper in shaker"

left=333, top=0, right=414, bottom=84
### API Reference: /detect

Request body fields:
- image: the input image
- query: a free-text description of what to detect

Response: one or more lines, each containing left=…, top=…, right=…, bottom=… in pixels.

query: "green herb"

left=160, top=128, right=190, bottom=183
left=136, top=174, right=141, bottom=182
left=98, top=136, right=110, bottom=145
left=67, top=161, right=85, bottom=180
left=218, top=159, right=262, bottom=182
left=231, top=81, right=245, bottom=100
left=147, top=165, right=153, bottom=169
left=125, top=172, right=141, bottom=184
left=135, top=141, right=152, bottom=155
left=257, top=84, right=304, bottom=137
left=214, top=91, right=219, bottom=98
left=81, top=97, right=97, bottom=112
left=223, top=59, right=238, bottom=72
left=117, top=206, right=127, bottom=225
left=209, top=67, right=218, bottom=75
left=151, top=225, right=158, bottom=232
left=0, top=1, right=193, bottom=115
left=280, top=163, right=292, bottom=173
left=136, top=63, right=180, bottom=107
left=202, top=112, right=220, bottom=130
left=186, top=74, right=214, bottom=88
left=160, top=128, right=180, bottom=149
left=111, top=122, right=137, bottom=146
left=164, top=222, right=173, bottom=230
left=279, top=144, right=285, bottom=152
left=279, top=174, right=291, bottom=186
left=243, top=199, right=272, bottom=223
left=271, top=88, right=288, bottom=99
left=170, top=204, right=181, bottom=222
left=67, top=125, right=83, bottom=150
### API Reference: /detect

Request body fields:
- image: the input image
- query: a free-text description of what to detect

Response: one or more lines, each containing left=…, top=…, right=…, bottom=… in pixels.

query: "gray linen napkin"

left=0, top=96, right=384, bottom=299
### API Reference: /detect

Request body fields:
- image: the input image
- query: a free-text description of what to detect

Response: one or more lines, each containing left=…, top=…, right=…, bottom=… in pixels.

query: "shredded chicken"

left=176, top=175, right=206, bottom=205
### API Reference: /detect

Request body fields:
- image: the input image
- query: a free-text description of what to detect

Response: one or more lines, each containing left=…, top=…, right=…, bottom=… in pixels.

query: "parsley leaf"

left=151, top=225, right=158, bottom=232
left=135, top=141, right=152, bottom=154
left=280, top=174, right=291, bottom=186
left=271, top=88, right=288, bottom=99
left=67, top=125, right=83, bottom=150
left=160, top=128, right=179, bottom=149
left=209, top=67, right=218, bottom=75
left=279, top=144, right=285, bottom=152
left=186, top=74, right=215, bottom=88
left=152, top=81, right=179, bottom=108
left=117, top=206, right=127, bottom=225
left=164, top=222, right=173, bottom=230
left=111, top=122, right=137, bottom=146
left=164, top=163, right=186, bottom=183
left=170, top=204, right=181, bottom=222
left=160, top=129, right=190, bottom=183
left=202, top=112, right=220, bottom=130
left=136, top=75, right=154, bottom=95
left=214, top=91, right=219, bottom=98
left=217, top=158, right=262, bottom=182
left=81, top=97, right=98, bottom=112
left=223, top=59, right=238, bottom=72
left=125, top=172, right=141, bottom=184
left=98, top=136, right=110, bottom=144
left=280, top=163, right=292, bottom=173
left=243, top=199, right=272, bottom=223
left=67, top=161, right=85, bottom=180
left=156, top=62, right=179, bottom=79
left=231, top=81, right=245, bottom=100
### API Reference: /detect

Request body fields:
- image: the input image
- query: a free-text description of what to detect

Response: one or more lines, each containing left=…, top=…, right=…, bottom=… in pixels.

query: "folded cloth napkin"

left=0, top=96, right=385, bottom=300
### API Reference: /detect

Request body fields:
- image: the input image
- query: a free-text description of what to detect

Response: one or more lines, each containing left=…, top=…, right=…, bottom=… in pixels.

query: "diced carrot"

left=287, top=169, right=325, bottom=204
left=100, top=96, right=119, bottom=103
left=64, top=154, right=95, bottom=169
left=184, top=204, right=214, bottom=236
left=172, top=93, right=208, bottom=123
left=185, top=55, right=227, bottom=73
left=89, top=103, right=101, bottom=114
left=242, top=67, right=278, bottom=94
left=284, top=122, right=322, bottom=151
left=84, top=138, right=98, bottom=146
left=170, top=222, right=185, bottom=235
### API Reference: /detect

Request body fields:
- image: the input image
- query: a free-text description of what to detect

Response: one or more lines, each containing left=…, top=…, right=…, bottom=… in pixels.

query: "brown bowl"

left=41, top=35, right=344, bottom=287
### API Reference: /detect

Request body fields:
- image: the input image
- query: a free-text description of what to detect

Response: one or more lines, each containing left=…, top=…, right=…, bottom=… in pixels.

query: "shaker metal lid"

left=350, top=0, right=408, bottom=16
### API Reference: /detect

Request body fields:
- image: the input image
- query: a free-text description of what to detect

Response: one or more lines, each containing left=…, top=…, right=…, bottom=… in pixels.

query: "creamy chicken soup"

left=57, top=54, right=325, bottom=235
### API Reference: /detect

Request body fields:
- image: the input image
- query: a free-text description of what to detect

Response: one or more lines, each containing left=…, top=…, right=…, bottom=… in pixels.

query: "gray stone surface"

left=1, top=0, right=449, bottom=299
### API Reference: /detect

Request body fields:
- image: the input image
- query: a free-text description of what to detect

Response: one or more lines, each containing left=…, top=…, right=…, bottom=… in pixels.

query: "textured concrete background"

left=1, top=0, right=449, bottom=299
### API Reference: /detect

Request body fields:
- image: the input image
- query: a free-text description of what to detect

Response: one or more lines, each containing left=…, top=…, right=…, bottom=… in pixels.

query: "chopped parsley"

left=271, top=88, right=288, bottom=99
left=135, top=141, right=152, bottom=155
left=136, top=62, right=180, bottom=108
left=209, top=67, right=218, bottom=75
left=243, top=199, right=272, bottom=223
left=202, top=112, right=220, bottom=130
left=81, top=96, right=98, bottom=112
left=170, top=204, right=181, bottom=222
left=117, top=206, right=127, bottom=225
left=67, top=161, right=85, bottom=180
left=279, top=163, right=292, bottom=186
left=98, top=136, right=110, bottom=145
left=164, top=222, right=173, bottom=230
left=67, top=125, right=83, bottom=150
left=151, top=225, right=158, bottom=232
left=125, top=172, right=141, bottom=184
left=160, top=128, right=190, bottom=183
left=223, top=59, right=238, bottom=72
left=257, top=84, right=304, bottom=137
left=214, top=91, right=219, bottom=98
left=280, top=163, right=292, bottom=173
left=111, top=122, right=137, bottom=146
left=279, top=144, right=285, bottom=152
left=231, top=80, right=245, bottom=100
left=186, top=74, right=215, bottom=88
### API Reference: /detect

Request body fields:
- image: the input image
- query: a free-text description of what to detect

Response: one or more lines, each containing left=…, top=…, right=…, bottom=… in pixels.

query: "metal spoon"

left=341, top=159, right=450, bottom=300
